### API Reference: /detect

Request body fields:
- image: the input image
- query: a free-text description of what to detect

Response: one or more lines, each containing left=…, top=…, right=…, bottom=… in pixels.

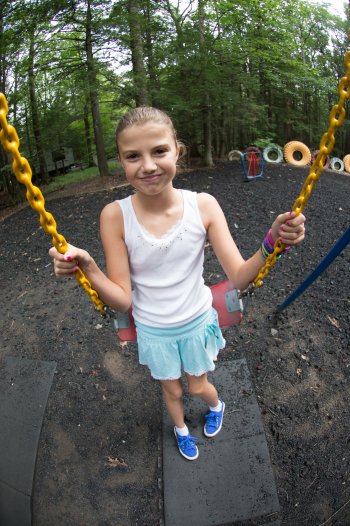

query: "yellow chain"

left=253, top=49, right=350, bottom=290
left=0, top=92, right=106, bottom=314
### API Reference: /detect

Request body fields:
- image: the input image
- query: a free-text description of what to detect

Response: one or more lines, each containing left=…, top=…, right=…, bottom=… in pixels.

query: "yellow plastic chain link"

left=253, top=48, right=350, bottom=291
left=0, top=92, right=106, bottom=314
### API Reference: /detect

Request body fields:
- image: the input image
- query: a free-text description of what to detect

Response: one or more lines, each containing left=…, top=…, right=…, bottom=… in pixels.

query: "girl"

left=49, top=107, right=305, bottom=461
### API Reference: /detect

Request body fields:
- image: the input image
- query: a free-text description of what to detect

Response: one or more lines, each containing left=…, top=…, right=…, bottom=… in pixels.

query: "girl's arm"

left=49, top=202, right=132, bottom=312
left=198, top=193, right=305, bottom=291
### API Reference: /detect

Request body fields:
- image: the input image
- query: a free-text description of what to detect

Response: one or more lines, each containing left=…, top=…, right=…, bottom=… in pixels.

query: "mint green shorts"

left=135, top=308, right=226, bottom=380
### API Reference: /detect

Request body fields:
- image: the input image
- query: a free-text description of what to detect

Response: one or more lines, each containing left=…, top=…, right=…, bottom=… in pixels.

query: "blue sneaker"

left=204, top=400, right=225, bottom=437
left=174, top=428, right=199, bottom=460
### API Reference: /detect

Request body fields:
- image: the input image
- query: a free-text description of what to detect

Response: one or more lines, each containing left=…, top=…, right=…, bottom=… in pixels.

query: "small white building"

left=33, top=147, right=75, bottom=176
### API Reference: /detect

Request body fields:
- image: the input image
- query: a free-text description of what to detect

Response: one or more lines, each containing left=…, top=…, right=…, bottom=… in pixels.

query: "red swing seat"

left=113, top=280, right=243, bottom=342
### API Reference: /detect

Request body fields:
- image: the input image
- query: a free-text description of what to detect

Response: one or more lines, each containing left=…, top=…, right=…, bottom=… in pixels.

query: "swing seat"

left=210, top=279, right=243, bottom=328
left=112, top=280, right=243, bottom=342
left=113, top=308, right=137, bottom=342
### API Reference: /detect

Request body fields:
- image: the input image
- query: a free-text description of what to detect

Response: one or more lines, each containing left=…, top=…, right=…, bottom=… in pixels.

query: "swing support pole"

left=277, top=226, right=350, bottom=312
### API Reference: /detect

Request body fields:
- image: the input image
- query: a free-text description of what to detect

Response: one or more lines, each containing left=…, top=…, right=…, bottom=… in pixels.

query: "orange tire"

left=343, top=154, right=350, bottom=173
left=284, top=141, right=311, bottom=167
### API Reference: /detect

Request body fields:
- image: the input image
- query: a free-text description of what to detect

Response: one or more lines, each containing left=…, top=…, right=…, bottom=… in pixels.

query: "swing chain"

left=238, top=282, right=257, bottom=299
left=0, top=92, right=106, bottom=315
left=252, top=50, right=350, bottom=290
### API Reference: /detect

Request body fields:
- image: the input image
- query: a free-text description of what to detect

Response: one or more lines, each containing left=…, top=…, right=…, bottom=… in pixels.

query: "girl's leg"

left=160, top=379, right=185, bottom=428
left=161, top=378, right=199, bottom=461
left=185, top=372, right=219, bottom=407
left=186, top=372, right=225, bottom=437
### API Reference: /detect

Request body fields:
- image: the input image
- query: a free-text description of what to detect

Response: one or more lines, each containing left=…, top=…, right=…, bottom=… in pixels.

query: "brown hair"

left=116, top=106, right=186, bottom=159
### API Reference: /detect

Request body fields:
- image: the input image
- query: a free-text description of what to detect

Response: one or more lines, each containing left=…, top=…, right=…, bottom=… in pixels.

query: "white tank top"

left=117, top=189, right=212, bottom=327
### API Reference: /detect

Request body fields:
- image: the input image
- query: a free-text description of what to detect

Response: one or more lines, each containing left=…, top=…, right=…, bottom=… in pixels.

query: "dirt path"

left=1, top=161, right=349, bottom=525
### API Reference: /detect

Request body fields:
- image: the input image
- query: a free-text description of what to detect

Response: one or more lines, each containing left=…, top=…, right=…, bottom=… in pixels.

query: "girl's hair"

left=116, top=106, right=186, bottom=159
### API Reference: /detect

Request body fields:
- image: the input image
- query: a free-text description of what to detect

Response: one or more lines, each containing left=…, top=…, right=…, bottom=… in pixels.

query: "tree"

left=85, top=0, right=111, bottom=175
left=0, top=0, right=348, bottom=185
left=127, top=0, right=150, bottom=105
left=198, top=0, right=213, bottom=166
left=27, top=22, right=49, bottom=183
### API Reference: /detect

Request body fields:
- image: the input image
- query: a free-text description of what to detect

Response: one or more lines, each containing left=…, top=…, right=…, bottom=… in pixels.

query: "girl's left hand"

left=270, top=211, right=306, bottom=246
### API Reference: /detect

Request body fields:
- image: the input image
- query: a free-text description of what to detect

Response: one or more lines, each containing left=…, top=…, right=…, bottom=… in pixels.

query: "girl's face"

left=117, top=122, right=180, bottom=196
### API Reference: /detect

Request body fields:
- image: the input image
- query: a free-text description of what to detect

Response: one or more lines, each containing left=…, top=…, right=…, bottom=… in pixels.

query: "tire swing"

left=227, top=150, right=242, bottom=161
left=343, top=154, right=350, bottom=173
left=283, top=141, right=311, bottom=167
left=329, top=157, right=344, bottom=172
left=262, top=144, right=283, bottom=163
left=312, top=150, right=330, bottom=169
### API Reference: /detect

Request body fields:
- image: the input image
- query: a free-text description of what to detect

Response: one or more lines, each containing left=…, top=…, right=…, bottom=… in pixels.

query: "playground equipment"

left=278, top=227, right=350, bottom=311
left=0, top=96, right=106, bottom=313
left=262, top=144, right=283, bottom=163
left=1, top=39, right=350, bottom=337
left=113, top=280, right=243, bottom=341
left=241, top=147, right=264, bottom=181
left=329, top=156, right=344, bottom=172
left=312, top=149, right=330, bottom=169
left=343, top=153, right=350, bottom=172
left=227, top=149, right=242, bottom=161
left=283, top=140, right=311, bottom=167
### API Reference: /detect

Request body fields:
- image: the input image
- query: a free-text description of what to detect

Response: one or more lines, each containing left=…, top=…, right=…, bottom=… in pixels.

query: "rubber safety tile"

left=0, top=356, right=56, bottom=526
left=162, top=358, right=280, bottom=526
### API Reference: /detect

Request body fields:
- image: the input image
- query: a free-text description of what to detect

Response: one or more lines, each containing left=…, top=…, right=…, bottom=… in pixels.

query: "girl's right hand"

left=49, top=244, right=92, bottom=277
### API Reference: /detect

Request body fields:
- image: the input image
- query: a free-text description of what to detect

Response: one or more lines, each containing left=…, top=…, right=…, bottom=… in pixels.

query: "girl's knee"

left=187, top=375, right=208, bottom=397
left=161, top=379, right=183, bottom=401
left=188, top=384, right=204, bottom=397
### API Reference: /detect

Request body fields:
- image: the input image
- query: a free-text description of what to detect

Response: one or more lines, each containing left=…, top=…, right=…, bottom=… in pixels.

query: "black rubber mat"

left=0, top=356, right=56, bottom=526
left=163, top=358, right=280, bottom=526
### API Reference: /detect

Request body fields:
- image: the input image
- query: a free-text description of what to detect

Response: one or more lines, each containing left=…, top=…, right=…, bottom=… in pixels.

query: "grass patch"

left=42, top=160, right=121, bottom=194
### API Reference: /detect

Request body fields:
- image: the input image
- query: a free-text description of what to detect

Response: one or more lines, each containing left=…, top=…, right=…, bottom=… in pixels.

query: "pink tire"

left=311, top=150, right=330, bottom=169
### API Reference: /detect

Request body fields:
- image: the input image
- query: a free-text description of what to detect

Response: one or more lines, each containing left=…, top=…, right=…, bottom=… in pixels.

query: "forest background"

left=0, top=0, right=349, bottom=198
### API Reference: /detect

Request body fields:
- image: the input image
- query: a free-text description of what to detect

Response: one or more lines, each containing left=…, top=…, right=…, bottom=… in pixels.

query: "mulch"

left=1, top=161, right=350, bottom=525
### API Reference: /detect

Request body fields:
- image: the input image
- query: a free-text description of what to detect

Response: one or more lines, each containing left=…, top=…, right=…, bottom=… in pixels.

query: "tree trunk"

left=83, top=98, right=94, bottom=167
left=144, top=0, right=158, bottom=106
left=198, top=0, right=213, bottom=167
left=28, top=30, right=49, bottom=183
left=128, top=0, right=149, bottom=106
left=85, top=0, right=110, bottom=177
left=202, top=92, right=213, bottom=166
left=0, top=2, right=5, bottom=94
left=0, top=2, right=7, bottom=169
left=218, top=105, right=227, bottom=158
